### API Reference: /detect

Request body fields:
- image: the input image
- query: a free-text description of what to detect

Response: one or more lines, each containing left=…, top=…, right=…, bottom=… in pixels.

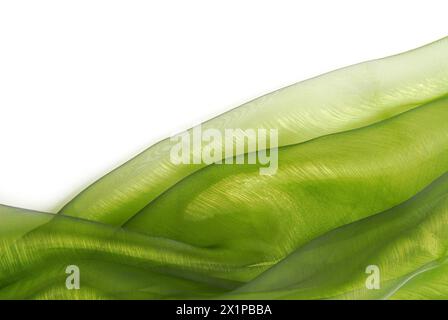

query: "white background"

left=0, top=0, right=447, bottom=212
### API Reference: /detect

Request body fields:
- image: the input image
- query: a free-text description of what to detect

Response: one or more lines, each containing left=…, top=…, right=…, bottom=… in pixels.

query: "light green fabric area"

left=60, top=37, right=448, bottom=226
